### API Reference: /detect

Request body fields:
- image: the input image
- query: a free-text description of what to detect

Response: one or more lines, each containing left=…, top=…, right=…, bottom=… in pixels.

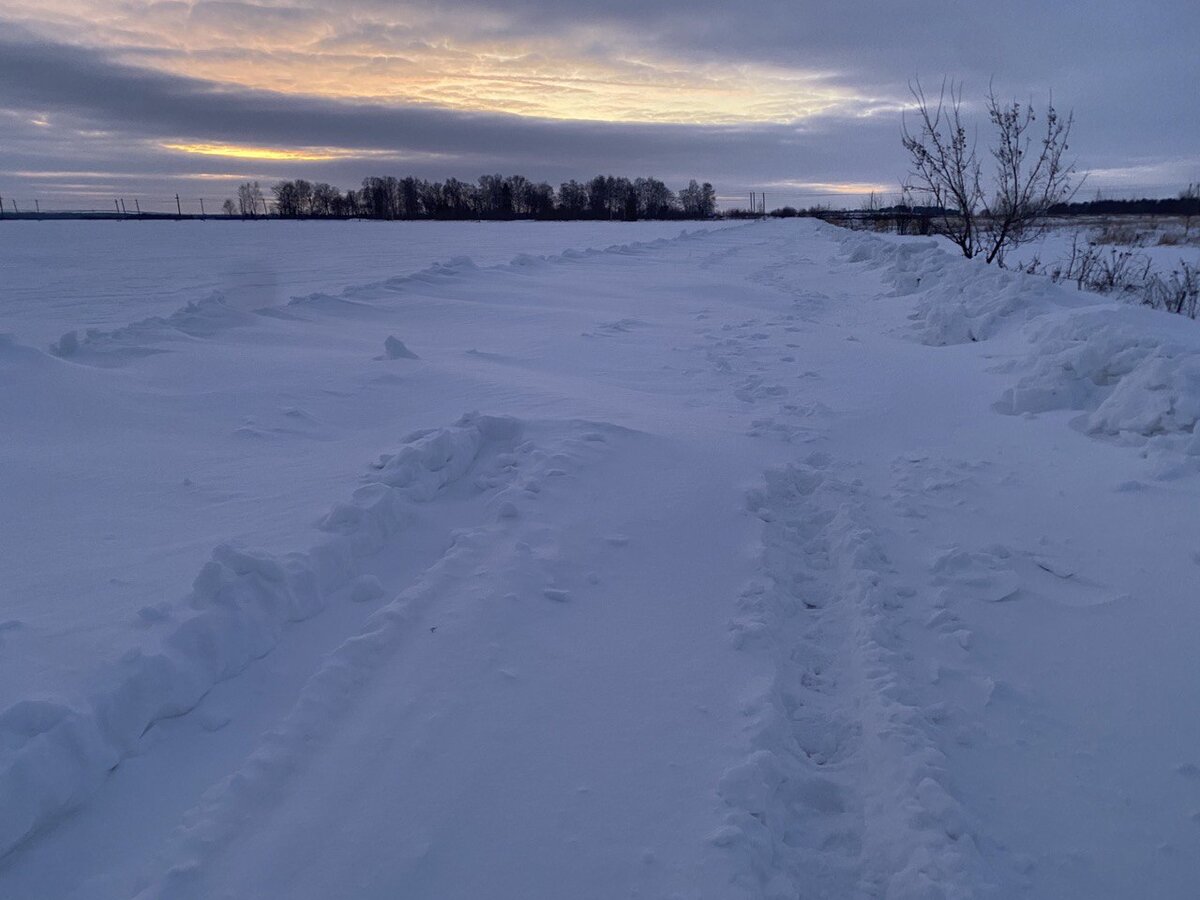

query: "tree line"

left=225, top=174, right=717, bottom=220
left=1046, top=194, right=1200, bottom=218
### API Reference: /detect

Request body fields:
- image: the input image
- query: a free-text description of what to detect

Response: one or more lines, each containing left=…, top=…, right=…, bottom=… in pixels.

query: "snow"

left=0, top=220, right=732, bottom=347
left=3, top=218, right=1200, bottom=899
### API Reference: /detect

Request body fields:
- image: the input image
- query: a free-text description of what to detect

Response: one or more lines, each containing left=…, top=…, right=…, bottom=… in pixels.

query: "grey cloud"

left=1, top=0, right=1198, bottom=206
left=0, top=31, right=904, bottom=196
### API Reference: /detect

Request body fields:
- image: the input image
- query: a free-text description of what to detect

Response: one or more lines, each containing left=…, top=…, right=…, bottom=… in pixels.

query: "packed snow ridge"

left=2, top=219, right=1200, bottom=899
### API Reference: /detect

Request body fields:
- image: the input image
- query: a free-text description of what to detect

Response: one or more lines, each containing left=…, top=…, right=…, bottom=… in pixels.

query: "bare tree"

left=236, top=181, right=264, bottom=218
left=902, top=78, right=1078, bottom=265
left=1181, top=182, right=1198, bottom=239
left=679, top=180, right=716, bottom=218
left=902, top=80, right=983, bottom=257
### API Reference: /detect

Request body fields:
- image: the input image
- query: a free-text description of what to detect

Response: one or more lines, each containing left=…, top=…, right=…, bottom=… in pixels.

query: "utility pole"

left=134, top=199, right=141, bottom=216
left=175, top=194, right=182, bottom=218
left=199, top=198, right=206, bottom=218
left=115, top=199, right=120, bottom=215
left=120, top=199, right=127, bottom=215
left=34, top=199, right=40, bottom=215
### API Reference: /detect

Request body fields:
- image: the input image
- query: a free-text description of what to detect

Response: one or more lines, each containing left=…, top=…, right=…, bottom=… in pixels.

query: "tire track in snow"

left=129, top=419, right=620, bottom=899
left=0, top=413, right=527, bottom=864
left=723, top=459, right=996, bottom=898
left=671, top=235, right=996, bottom=896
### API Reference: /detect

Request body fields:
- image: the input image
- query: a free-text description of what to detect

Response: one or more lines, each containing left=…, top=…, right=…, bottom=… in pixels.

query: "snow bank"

left=49, top=293, right=261, bottom=362
left=838, top=231, right=1092, bottom=345
left=287, top=226, right=752, bottom=314
left=998, top=308, right=1200, bottom=454
left=0, top=412, right=521, bottom=860
left=0, top=333, right=55, bottom=372
left=840, top=228, right=1200, bottom=465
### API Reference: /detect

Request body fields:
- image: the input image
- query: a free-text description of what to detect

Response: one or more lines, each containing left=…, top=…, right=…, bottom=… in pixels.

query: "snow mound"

left=840, top=229, right=1200, bottom=462
left=377, top=335, right=419, bottom=360
left=131, top=417, right=620, bottom=896
left=49, top=294, right=258, bottom=363
left=999, top=307, right=1200, bottom=454
left=839, top=231, right=1092, bottom=345
left=0, top=412, right=521, bottom=860
left=930, top=545, right=1021, bottom=603
left=0, top=333, right=57, bottom=374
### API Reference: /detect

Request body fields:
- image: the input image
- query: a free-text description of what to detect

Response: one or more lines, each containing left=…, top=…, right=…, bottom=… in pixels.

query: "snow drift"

left=0, top=413, right=522, bottom=860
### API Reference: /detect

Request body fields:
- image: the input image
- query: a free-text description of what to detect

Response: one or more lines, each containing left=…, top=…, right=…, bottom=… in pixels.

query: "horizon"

left=1, top=1, right=1197, bottom=209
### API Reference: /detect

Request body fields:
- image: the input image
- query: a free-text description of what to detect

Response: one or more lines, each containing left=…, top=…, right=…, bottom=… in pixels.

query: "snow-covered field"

left=3, top=219, right=1200, bottom=899
left=1011, top=217, right=1200, bottom=281
left=1, top=220, right=731, bottom=346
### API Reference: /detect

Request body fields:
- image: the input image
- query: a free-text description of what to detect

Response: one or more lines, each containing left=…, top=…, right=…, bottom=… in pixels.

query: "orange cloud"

left=0, top=1, right=893, bottom=125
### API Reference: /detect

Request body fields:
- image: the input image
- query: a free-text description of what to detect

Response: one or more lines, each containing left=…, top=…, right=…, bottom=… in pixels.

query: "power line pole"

left=134, top=199, right=141, bottom=216
left=175, top=194, right=182, bottom=218
left=199, top=198, right=206, bottom=218
left=34, top=199, right=40, bottom=215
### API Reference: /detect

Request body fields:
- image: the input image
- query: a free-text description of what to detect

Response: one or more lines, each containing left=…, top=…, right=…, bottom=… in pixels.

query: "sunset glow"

left=0, top=0, right=1195, bottom=202
left=161, top=142, right=371, bottom=162
left=157, top=54, right=865, bottom=126
left=0, top=1, right=875, bottom=126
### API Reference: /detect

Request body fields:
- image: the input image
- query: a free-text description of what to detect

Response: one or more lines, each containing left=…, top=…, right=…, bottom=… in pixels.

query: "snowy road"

left=3, top=221, right=1200, bottom=898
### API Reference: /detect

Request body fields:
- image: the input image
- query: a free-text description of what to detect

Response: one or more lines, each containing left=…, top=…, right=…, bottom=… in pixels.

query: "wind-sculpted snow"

left=5, top=219, right=1200, bottom=898
left=134, top=416, right=622, bottom=899
left=3, top=220, right=739, bottom=348
left=285, top=227, right=735, bottom=313
left=840, top=227, right=1200, bottom=472
left=49, top=294, right=262, bottom=363
left=998, top=308, right=1200, bottom=461
left=44, top=227, right=742, bottom=366
left=0, top=412, right=521, bottom=860
left=838, top=231, right=1093, bottom=346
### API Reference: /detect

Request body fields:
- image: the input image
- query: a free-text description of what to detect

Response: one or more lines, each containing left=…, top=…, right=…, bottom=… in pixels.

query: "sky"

left=0, top=0, right=1197, bottom=212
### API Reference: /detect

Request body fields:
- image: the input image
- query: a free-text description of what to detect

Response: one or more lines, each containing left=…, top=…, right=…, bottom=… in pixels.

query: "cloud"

left=0, top=30, right=907, bottom=197
left=0, top=0, right=1197, bottom=204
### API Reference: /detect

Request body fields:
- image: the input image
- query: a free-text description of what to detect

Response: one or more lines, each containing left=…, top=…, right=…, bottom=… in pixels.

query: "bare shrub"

left=902, top=78, right=1078, bottom=265
left=1143, top=262, right=1200, bottom=318
left=1182, top=183, right=1199, bottom=240
left=1090, top=223, right=1147, bottom=247
left=1030, top=233, right=1200, bottom=319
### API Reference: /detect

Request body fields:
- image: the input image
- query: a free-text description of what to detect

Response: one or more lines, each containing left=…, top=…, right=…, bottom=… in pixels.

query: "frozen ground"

left=2, top=219, right=1200, bottom=899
